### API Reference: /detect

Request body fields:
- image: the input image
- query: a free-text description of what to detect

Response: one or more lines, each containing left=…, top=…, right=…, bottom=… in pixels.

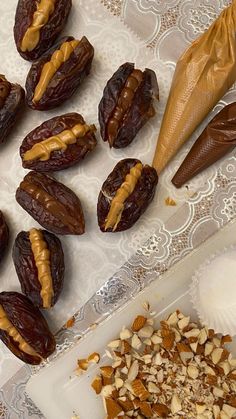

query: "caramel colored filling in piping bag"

left=152, top=0, right=236, bottom=174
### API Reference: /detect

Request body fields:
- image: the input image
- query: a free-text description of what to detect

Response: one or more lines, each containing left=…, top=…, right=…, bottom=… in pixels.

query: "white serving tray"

left=26, top=220, right=236, bottom=419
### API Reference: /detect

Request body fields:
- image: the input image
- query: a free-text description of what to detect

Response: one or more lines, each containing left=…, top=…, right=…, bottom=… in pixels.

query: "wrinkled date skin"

left=20, top=112, right=97, bottom=171
left=16, top=171, right=85, bottom=235
left=26, top=36, right=94, bottom=110
left=0, top=211, right=9, bottom=264
left=98, top=62, right=159, bottom=148
left=0, top=75, right=25, bottom=144
left=13, top=230, right=64, bottom=308
left=0, top=292, right=55, bottom=364
left=97, top=158, right=158, bottom=232
left=14, top=0, right=72, bottom=61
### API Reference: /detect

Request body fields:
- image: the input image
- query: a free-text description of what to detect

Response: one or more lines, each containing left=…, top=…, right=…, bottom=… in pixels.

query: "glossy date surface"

left=0, top=291, right=55, bottom=364
left=0, top=75, right=25, bottom=144
left=13, top=230, right=64, bottom=308
left=0, top=211, right=9, bottom=263
left=16, top=171, right=85, bottom=235
left=97, top=158, right=158, bottom=232
left=14, top=0, right=72, bottom=61
left=25, top=36, right=94, bottom=110
left=20, top=112, right=97, bottom=171
left=98, top=62, right=159, bottom=148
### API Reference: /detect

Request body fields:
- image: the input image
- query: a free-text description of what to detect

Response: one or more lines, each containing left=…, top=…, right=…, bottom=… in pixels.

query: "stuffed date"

left=13, top=229, right=64, bottom=309
left=14, top=0, right=72, bottom=61
left=25, top=36, right=94, bottom=110
left=0, top=211, right=9, bottom=264
left=98, top=62, right=159, bottom=148
left=97, top=158, right=158, bottom=232
left=0, top=75, right=24, bottom=144
left=0, top=291, right=55, bottom=364
left=16, top=171, right=85, bottom=235
left=20, top=112, right=97, bottom=171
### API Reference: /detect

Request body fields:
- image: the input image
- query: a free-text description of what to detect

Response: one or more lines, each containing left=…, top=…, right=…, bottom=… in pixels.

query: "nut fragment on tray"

left=13, top=229, right=64, bottom=309
left=14, top=0, right=72, bottom=61
left=20, top=112, right=97, bottom=172
left=98, top=62, right=159, bottom=148
left=97, top=158, right=158, bottom=232
left=16, top=171, right=85, bottom=235
left=0, top=291, right=55, bottom=365
left=0, top=75, right=24, bottom=144
left=0, top=211, right=9, bottom=264
left=25, top=36, right=94, bottom=110
left=91, top=310, right=236, bottom=418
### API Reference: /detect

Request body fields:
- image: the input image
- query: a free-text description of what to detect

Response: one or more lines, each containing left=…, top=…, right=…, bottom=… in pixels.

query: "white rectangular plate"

left=26, top=221, right=236, bottom=419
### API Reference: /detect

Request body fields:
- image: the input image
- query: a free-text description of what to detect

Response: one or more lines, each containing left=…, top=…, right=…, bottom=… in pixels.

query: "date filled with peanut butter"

left=99, top=62, right=159, bottom=148
left=20, top=112, right=97, bottom=172
left=14, top=0, right=72, bottom=61
left=13, top=229, right=64, bottom=309
left=25, top=36, right=94, bottom=110
left=97, top=158, right=158, bottom=232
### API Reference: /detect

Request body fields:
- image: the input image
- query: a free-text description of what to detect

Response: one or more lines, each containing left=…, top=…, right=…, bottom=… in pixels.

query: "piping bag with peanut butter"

left=172, top=103, right=236, bottom=188
left=152, top=0, right=236, bottom=174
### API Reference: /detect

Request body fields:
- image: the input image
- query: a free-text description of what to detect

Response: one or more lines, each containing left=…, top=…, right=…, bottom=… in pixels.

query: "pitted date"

left=14, top=0, right=72, bottom=61
left=98, top=62, right=159, bottom=148
left=16, top=171, right=85, bottom=235
left=0, top=75, right=25, bottom=144
left=0, top=291, right=55, bottom=364
left=0, top=211, right=9, bottom=263
left=26, top=36, right=94, bottom=110
left=13, top=229, right=64, bottom=308
left=97, top=158, right=158, bottom=232
left=20, top=112, right=97, bottom=172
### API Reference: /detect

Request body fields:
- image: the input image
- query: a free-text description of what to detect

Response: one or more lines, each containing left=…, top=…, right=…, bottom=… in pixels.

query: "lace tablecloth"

left=0, top=0, right=236, bottom=417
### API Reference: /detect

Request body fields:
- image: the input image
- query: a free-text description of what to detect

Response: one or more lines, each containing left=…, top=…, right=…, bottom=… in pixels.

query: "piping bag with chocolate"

left=172, top=103, right=236, bottom=188
left=152, top=0, right=236, bottom=174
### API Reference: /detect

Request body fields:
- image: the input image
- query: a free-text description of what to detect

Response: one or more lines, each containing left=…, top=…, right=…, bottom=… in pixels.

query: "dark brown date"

left=0, top=75, right=25, bottom=144
left=14, top=0, right=72, bottom=61
left=0, top=211, right=9, bottom=264
left=16, top=171, right=85, bottom=235
left=97, top=158, right=158, bottom=232
left=26, top=36, right=94, bottom=110
left=13, top=229, right=64, bottom=309
left=0, top=291, right=55, bottom=364
left=20, top=112, right=97, bottom=172
left=98, top=62, right=159, bottom=148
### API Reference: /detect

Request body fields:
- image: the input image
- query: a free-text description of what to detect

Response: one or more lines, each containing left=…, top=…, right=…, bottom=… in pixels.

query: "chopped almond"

left=131, top=379, right=150, bottom=401
left=91, top=375, right=102, bottom=394
left=131, top=315, right=147, bottom=332
left=105, top=398, right=123, bottom=419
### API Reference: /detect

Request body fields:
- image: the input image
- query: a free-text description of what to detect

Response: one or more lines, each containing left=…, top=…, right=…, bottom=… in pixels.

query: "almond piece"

left=198, top=328, right=208, bottom=345
left=151, top=334, right=162, bottom=345
left=166, top=311, right=178, bottom=326
left=132, top=316, right=147, bottom=332
left=205, top=342, right=214, bottom=357
left=178, top=316, right=190, bottom=330
left=196, top=403, right=206, bottom=414
left=121, top=340, right=132, bottom=355
left=88, top=352, right=100, bottom=364
left=187, top=364, right=199, bottom=379
left=223, top=404, right=236, bottom=417
left=131, top=379, right=150, bottom=401
left=77, top=359, right=88, bottom=371
left=213, top=405, right=220, bottom=419
left=147, top=382, right=159, bottom=393
left=115, top=378, right=123, bottom=389
left=219, top=361, right=231, bottom=376
left=100, top=366, right=114, bottom=378
left=228, top=371, right=236, bottom=380
left=118, top=398, right=134, bottom=412
left=177, top=343, right=193, bottom=365
left=105, top=398, right=123, bottom=419
left=221, top=335, right=232, bottom=345
left=212, top=348, right=224, bottom=365
left=128, top=360, right=139, bottom=382
left=91, top=375, right=103, bottom=394
left=152, top=403, right=170, bottom=417
left=120, top=328, right=132, bottom=340
left=131, top=334, right=142, bottom=350
left=138, top=326, right=154, bottom=339
left=138, top=401, right=153, bottom=417
left=101, top=385, right=114, bottom=398
left=171, top=394, right=182, bottom=414
left=107, top=340, right=121, bottom=349
left=212, top=386, right=224, bottom=398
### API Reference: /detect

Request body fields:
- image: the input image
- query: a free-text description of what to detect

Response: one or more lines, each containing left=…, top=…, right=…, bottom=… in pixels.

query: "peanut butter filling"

left=107, top=69, right=143, bottom=145
left=21, top=0, right=56, bottom=52
left=0, top=304, right=40, bottom=357
left=29, top=228, right=54, bottom=309
left=105, top=162, right=143, bottom=231
left=33, top=39, right=80, bottom=103
left=23, top=123, right=96, bottom=162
